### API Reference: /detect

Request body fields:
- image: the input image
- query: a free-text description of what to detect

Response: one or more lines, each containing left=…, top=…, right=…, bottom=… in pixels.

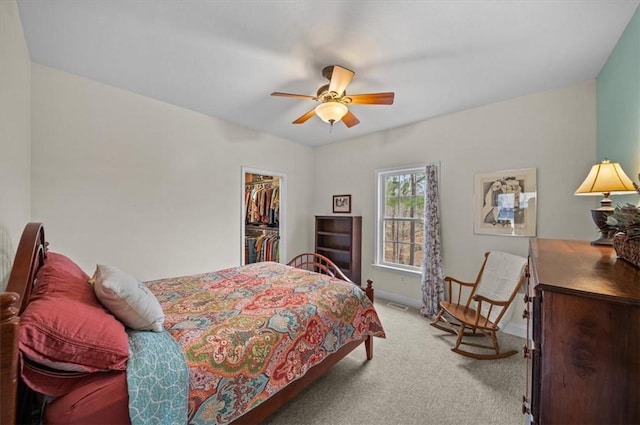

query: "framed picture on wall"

left=332, top=194, right=351, bottom=213
left=473, top=168, right=537, bottom=237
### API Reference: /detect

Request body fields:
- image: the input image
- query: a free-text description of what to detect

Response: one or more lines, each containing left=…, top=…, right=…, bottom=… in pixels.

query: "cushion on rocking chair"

left=475, top=251, right=527, bottom=324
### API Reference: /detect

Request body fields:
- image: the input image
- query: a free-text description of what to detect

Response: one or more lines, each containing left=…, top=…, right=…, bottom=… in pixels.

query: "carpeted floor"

left=264, top=299, right=526, bottom=425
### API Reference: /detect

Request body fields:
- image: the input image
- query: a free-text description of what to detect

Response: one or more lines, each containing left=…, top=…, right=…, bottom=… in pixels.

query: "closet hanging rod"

left=246, top=224, right=279, bottom=232
left=246, top=180, right=278, bottom=187
left=245, top=234, right=280, bottom=239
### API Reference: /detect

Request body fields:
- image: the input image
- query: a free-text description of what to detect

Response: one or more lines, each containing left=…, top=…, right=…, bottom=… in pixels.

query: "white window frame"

left=375, top=165, right=426, bottom=273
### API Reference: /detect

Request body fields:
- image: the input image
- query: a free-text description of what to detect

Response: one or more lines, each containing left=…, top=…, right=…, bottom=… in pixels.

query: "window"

left=375, top=166, right=426, bottom=272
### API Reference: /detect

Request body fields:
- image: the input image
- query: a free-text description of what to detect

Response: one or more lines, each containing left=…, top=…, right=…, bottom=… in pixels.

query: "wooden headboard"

left=1, top=223, right=47, bottom=425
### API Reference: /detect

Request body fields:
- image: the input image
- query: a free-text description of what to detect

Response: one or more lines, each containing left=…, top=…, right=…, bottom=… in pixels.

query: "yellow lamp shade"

left=574, top=159, right=636, bottom=196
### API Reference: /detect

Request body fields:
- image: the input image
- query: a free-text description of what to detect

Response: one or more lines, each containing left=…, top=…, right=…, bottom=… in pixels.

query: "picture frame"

left=332, top=194, right=351, bottom=214
left=473, top=168, right=537, bottom=237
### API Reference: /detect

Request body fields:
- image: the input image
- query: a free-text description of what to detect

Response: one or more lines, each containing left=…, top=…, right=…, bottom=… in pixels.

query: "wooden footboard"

left=287, top=252, right=353, bottom=283
left=287, top=252, right=375, bottom=358
left=232, top=254, right=376, bottom=424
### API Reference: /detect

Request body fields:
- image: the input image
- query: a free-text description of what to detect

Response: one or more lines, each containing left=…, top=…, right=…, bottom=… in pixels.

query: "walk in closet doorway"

left=241, top=167, right=286, bottom=265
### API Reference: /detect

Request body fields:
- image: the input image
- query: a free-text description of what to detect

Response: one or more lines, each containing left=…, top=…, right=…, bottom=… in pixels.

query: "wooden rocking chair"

left=430, top=251, right=528, bottom=360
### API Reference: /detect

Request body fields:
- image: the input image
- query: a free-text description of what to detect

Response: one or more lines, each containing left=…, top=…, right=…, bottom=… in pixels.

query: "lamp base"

left=590, top=207, right=614, bottom=246
left=590, top=234, right=614, bottom=246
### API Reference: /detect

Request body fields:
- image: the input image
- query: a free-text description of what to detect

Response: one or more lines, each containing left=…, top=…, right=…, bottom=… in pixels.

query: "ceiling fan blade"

left=271, top=92, right=317, bottom=101
left=328, top=65, right=355, bottom=97
left=292, top=108, right=316, bottom=124
left=342, top=110, right=360, bottom=128
left=346, top=92, right=395, bottom=105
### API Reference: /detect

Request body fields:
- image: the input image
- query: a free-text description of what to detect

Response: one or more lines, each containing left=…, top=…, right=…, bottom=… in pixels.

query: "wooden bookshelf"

left=315, top=216, right=362, bottom=285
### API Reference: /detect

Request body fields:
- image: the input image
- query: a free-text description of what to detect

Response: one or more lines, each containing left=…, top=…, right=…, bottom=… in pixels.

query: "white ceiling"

left=16, top=1, right=639, bottom=147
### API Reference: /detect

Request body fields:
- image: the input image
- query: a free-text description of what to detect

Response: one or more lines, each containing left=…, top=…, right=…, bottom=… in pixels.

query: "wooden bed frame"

left=0, top=223, right=375, bottom=425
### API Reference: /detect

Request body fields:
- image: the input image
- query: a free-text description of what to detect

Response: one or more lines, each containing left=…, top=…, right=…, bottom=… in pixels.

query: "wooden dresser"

left=523, top=238, right=640, bottom=424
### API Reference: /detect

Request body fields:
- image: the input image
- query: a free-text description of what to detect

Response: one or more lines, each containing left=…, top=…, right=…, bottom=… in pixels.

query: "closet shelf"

left=317, top=231, right=350, bottom=237
left=246, top=224, right=279, bottom=232
left=316, top=247, right=350, bottom=255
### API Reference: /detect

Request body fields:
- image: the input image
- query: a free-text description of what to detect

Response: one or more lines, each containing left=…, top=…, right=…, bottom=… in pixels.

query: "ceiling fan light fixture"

left=272, top=64, right=393, bottom=128
left=315, top=101, right=348, bottom=124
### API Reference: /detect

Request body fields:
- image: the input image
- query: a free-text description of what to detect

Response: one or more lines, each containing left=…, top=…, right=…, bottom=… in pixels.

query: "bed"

left=0, top=223, right=385, bottom=424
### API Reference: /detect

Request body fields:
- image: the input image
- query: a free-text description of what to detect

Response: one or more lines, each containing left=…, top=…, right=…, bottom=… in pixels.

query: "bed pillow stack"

left=19, top=252, right=130, bottom=395
left=92, top=264, right=165, bottom=332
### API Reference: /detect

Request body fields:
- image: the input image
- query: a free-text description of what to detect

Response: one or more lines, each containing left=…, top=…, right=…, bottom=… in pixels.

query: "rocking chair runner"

left=431, top=251, right=528, bottom=360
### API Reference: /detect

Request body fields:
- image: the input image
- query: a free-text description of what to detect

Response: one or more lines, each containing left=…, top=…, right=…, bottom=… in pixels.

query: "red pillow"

left=19, top=252, right=129, bottom=383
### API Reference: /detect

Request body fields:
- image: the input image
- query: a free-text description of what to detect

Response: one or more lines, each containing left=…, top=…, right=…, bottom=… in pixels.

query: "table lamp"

left=574, top=159, right=636, bottom=245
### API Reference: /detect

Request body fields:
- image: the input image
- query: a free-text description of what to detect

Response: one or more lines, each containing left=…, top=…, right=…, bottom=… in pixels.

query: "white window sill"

left=372, top=263, right=422, bottom=276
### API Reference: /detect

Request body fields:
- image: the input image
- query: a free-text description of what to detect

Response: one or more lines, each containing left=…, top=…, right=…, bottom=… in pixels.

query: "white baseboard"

left=501, top=322, right=527, bottom=338
left=374, top=289, right=528, bottom=339
left=374, top=289, right=423, bottom=310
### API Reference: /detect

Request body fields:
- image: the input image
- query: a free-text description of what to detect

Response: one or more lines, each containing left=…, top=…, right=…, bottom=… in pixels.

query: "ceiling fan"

left=271, top=65, right=395, bottom=128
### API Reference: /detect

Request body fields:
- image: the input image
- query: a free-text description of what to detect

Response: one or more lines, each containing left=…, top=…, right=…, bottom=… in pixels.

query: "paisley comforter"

left=146, top=261, right=385, bottom=425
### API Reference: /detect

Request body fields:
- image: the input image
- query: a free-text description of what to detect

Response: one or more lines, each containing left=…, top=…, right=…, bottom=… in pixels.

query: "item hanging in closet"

left=245, top=184, right=279, bottom=227
left=245, top=233, right=279, bottom=263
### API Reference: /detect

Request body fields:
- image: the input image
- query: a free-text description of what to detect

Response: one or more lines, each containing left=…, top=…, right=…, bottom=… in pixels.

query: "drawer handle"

left=522, top=309, right=530, bottom=319
left=523, top=344, right=537, bottom=359
left=522, top=396, right=531, bottom=414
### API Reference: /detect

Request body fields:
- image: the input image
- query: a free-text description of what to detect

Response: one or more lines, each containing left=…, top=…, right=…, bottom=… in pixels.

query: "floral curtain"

left=420, top=163, right=444, bottom=318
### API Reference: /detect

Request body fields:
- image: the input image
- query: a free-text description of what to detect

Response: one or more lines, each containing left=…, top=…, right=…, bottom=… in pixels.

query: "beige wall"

left=313, top=81, right=597, bottom=334
left=0, top=0, right=31, bottom=291
left=31, top=64, right=316, bottom=281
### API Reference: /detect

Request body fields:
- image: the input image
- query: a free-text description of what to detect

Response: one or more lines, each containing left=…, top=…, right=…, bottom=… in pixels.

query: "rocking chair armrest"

left=472, top=295, right=509, bottom=329
left=444, top=276, right=477, bottom=306
left=472, top=294, right=509, bottom=307
left=443, top=276, right=477, bottom=287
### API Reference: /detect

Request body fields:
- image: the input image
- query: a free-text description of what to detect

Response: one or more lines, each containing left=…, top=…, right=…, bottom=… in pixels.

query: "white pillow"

left=92, top=264, right=164, bottom=332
